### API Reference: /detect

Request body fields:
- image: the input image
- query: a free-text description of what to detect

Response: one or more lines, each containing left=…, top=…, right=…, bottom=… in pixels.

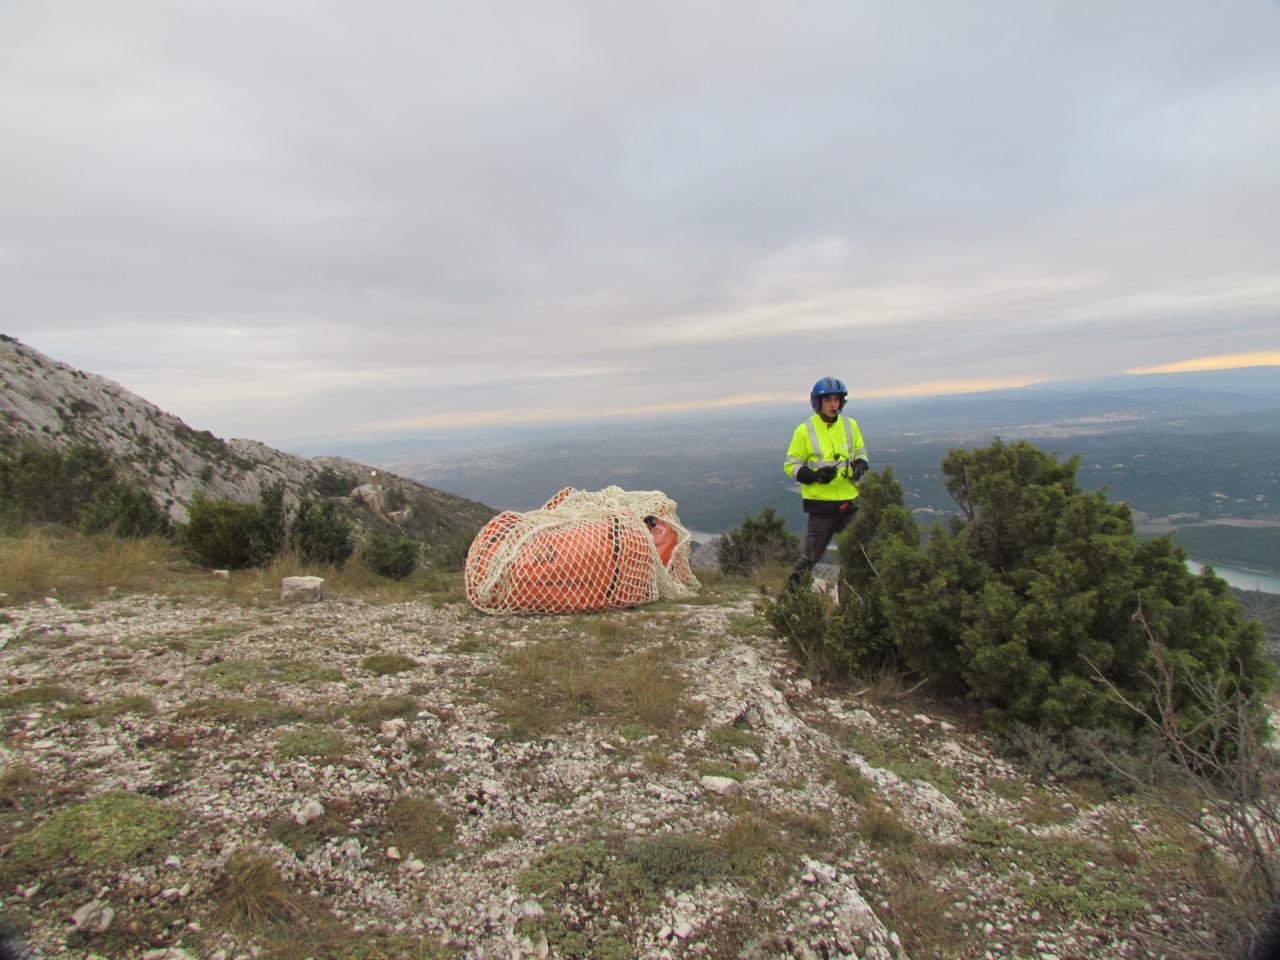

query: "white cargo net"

left=465, top=486, right=700, bottom=614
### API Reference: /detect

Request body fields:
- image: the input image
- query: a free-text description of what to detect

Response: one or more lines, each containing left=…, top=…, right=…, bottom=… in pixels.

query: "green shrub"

left=311, top=467, right=354, bottom=498
left=177, top=482, right=288, bottom=570
left=718, top=506, right=800, bottom=575
left=0, top=442, right=169, bottom=537
left=291, top=498, right=354, bottom=567
left=182, top=495, right=264, bottom=569
left=256, top=481, right=288, bottom=563
left=361, top=532, right=419, bottom=580
left=361, top=654, right=418, bottom=676
left=769, top=440, right=1274, bottom=741
left=433, top=535, right=474, bottom=572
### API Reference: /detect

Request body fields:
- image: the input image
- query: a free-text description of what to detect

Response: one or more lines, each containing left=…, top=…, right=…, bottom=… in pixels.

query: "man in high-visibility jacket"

left=783, top=376, right=870, bottom=592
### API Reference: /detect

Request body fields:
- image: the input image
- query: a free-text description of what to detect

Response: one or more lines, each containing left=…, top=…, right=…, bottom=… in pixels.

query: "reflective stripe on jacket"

left=783, top=414, right=869, bottom=507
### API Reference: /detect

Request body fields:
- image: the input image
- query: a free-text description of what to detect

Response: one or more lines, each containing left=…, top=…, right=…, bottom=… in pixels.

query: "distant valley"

left=357, top=368, right=1280, bottom=574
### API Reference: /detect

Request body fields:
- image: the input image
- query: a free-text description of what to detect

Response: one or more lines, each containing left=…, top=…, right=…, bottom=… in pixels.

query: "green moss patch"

left=8, top=792, right=180, bottom=873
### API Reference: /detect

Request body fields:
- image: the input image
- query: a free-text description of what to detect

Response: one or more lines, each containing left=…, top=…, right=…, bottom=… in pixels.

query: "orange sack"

left=464, top=486, right=699, bottom=614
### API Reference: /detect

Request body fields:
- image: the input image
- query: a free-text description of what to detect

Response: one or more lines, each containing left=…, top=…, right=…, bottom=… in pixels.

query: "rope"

left=464, top=486, right=700, bottom=614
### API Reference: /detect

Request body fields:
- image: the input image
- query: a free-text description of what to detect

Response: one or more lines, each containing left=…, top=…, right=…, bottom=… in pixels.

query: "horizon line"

left=332, top=353, right=1278, bottom=440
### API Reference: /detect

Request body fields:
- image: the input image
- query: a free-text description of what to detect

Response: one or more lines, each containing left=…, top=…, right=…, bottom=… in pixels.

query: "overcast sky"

left=3, top=1, right=1279, bottom=447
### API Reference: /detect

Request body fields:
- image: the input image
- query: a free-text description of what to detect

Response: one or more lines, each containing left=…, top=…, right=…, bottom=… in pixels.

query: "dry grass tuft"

left=494, top=632, right=701, bottom=740
left=857, top=799, right=918, bottom=849
left=0, top=528, right=179, bottom=606
left=217, top=849, right=314, bottom=933
left=0, top=525, right=472, bottom=610
left=347, top=694, right=419, bottom=726
left=361, top=653, right=419, bottom=676
left=386, top=792, right=455, bottom=860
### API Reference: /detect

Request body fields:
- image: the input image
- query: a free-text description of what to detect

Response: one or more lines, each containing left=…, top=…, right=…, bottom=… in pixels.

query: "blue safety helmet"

left=810, top=376, right=848, bottom=414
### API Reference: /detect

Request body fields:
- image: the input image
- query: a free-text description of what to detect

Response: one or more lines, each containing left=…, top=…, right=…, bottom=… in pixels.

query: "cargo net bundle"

left=465, top=486, right=700, bottom=614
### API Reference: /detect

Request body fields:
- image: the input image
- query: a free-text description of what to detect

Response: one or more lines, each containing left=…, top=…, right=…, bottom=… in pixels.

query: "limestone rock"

left=281, top=576, right=325, bottom=602
left=292, top=798, right=325, bottom=826
left=699, top=775, right=742, bottom=797
left=71, top=899, right=114, bottom=934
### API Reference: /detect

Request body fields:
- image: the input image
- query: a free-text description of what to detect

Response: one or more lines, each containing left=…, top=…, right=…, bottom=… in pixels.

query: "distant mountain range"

left=341, top=366, right=1280, bottom=574
left=306, top=365, right=1280, bottom=467
left=5, top=332, right=1274, bottom=567
left=0, top=335, right=495, bottom=552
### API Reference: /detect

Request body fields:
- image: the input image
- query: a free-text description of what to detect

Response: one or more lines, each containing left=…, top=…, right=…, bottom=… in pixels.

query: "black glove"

left=797, top=464, right=837, bottom=484
left=852, top=459, right=869, bottom=481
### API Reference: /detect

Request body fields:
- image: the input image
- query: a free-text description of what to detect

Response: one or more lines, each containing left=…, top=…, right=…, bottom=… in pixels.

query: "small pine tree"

left=0, top=442, right=168, bottom=537
left=718, top=507, right=801, bottom=576
left=182, top=495, right=263, bottom=569
left=771, top=439, right=1273, bottom=743
left=360, top=531, right=419, bottom=580
left=81, top=485, right=170, bottom=539
left=290, top=498, right=354, bottom=567
left=254, top=481, right=287, bottom=564
left=311, top=467, right=353, bottom=498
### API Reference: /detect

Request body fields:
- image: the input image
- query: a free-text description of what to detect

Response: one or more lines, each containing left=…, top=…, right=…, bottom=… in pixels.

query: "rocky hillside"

left=0, top=572, right=1248, bottom=960
left=0, top=335, right=494, bottom=549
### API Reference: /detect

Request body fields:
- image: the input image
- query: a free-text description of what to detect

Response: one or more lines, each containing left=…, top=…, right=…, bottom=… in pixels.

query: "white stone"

left=796, top=678, right=813, bottom=694
left=72, top=899, right=114, bottom=933
left=699, top=775, right=742, bottom=797
left=802, top=858, right=838, bottom=883
left=292, top=798, right=325, bottom=826
left=673, top=920, right=695, bottom=940
left=733, top=749, right=760, bottom=768
left=380, top=718, right=407, bottom=739
left=338, top=837, right=365, bottom=866
left=212, top=569, right=230, bottom=580
left=386, top=846, right=402, bottom=861
left=281, top=576, right=325, bottom=602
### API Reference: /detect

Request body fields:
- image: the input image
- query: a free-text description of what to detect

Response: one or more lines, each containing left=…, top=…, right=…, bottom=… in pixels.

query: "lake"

left=1186, top=560, right=1280, bottom=595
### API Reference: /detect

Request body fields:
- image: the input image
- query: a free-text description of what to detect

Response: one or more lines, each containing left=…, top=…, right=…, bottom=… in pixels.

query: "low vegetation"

left=2, top=792, right=180, bottom=882
left=0, top=439, right=472, bottom=602
left=2, top=432, right=1277, bottom=959
left=0, top=442, right=170, bottom=538
left=767, top=440, right=1273, bottom=740
left=360, top=531, right=419, bottom=580
left=489, top=621, right=702, bottom=741
left=717, top=506, right=800, bottom=576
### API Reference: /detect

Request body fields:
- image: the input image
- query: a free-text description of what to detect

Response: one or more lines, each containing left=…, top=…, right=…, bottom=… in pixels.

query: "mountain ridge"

left=0, top=335, right=495, bottom=553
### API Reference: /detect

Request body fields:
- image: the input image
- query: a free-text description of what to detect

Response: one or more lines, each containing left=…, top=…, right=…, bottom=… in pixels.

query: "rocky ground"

left=0, top=579, right=1225, bottom=960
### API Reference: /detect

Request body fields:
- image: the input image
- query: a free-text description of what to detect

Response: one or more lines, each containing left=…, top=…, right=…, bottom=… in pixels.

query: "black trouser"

left=786, top=507, right=856, bottom=591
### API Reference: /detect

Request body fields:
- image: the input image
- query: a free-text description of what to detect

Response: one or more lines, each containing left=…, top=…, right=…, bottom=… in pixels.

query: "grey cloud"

left=3, top=1, right=1279, bottom=442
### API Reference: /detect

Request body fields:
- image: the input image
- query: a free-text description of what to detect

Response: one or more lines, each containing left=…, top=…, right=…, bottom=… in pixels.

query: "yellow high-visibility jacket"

left=783, top=414, right=869, bottom=513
